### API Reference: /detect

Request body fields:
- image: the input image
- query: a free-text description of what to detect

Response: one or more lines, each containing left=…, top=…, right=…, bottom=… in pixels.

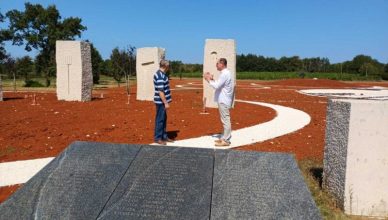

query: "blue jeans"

left=154, top=104, right=168, bottom=141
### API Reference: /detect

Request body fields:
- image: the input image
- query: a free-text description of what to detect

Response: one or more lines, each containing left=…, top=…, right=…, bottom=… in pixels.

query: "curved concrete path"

left=0, top=100, right=311, bottom=187
left=0, top=157, right=54, bottom=187
left=161, top=99, right=311, bottom=149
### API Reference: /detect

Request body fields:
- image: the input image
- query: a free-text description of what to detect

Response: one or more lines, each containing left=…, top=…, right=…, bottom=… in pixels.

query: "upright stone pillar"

left=136, top=47, right=165, bottom=101
left=56, top=41, right=93, bottom=101
left=203, top=39, right=236, bottom=108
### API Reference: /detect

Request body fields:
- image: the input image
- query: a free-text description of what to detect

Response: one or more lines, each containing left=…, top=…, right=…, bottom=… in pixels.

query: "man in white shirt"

left=204, top=58, right=235, bottom=146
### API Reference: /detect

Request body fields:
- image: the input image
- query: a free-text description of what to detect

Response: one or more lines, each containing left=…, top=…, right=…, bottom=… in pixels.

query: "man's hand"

left=209, top=74, right=214, bottom=80
left=203, top=72, right=209, bottom=81
left=164, top=102, right=170, bottom=109
left=203, top=72, right=213, bottom=81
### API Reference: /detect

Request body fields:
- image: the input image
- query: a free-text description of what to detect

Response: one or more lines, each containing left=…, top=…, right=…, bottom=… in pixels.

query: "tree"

left=382, top=64, right=388, bottom=80
left=100, top=59, right=112, bottom=76
left=15, top=56, right=33, bottom=82
left=350, top=55, right=383, bottom=75
left=109, top=48, right=122, bottom=86
left=1, top=56, right=15, bottom=78
left=0, top=10, right=5, bottom=60
left=279, top=56, right=303, bottom=72
left=110, top=45, right=136, bottom=92
left=87, top=41, right=103, bottom=84
left=0, top=9, right=11, bottom=62
left=5, top=3, right=86, bottom=86
left=359, top=63, right=380, bottom=77
left=1, top=56, right=17, bottom=91
left=170, top=60, right=183, bottom=79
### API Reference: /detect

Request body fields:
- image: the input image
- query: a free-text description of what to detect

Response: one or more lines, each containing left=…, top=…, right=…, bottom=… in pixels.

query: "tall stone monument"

left=323, top=99, right=388, bottom=218
left=136, top=47, right=165, bottom=101
left=56, top=41, right=93, bottom=101
left=203, top=39, right=236, bottom=108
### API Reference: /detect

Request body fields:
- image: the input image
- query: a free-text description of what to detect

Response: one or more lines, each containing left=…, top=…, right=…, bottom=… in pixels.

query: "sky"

left=1, top=0, right=388, bottom=64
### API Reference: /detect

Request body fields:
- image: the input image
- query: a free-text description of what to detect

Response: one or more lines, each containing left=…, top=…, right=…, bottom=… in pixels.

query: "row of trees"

left=0, top=45, right=136, bottom=85
left=0, top=42, right=104, bottom=83
left=3, top=50, right=388, bottom=85
left=237, top=54, right=387, bottom=78
left=169, top=61, right=202, bottom=78
left=169, top=54, right=388, bottom=80
left=237, top=55, right=327, bottom=72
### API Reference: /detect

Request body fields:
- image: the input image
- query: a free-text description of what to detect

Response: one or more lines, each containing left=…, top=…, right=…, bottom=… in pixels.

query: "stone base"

left=56, top=41, right=93, bottom=101
left=323, top=99, right=388, bottom=218
left=136, top=47, right=165, bottom=101
left=203, top=39, right=236, bottom=108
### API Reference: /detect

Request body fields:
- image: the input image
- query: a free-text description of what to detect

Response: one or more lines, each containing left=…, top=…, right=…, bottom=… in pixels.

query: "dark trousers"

left=154, top=104, right=168, bottom=141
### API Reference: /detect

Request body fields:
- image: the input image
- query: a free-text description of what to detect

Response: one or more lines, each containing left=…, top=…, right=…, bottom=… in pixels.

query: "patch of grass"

left=238, top=72, right=299, bottom=80
left=0, top=146, right=17, bottom=158
left=94, top=75, right=136, bottom=89
left=298, top=159, right=369, bottom=220
left=171, top=72, right=383, bottom=81
left=170, top=72, right=203, bottom=78
left=0, top=74, right=137, bottom=90
left=1, top=78, right=26, bottom=88
left=0, top=76, right=56, bottom=90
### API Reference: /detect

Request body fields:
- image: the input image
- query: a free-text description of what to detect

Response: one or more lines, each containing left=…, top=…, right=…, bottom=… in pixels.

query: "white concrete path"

left=159, top=99, right=311, bottom=149
left=0, top=157, right=54, bottom=187
left=0, top=99, right=311, bottom=187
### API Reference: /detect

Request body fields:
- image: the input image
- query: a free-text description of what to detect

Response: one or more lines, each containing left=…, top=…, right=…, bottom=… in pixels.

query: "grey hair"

left=159, top=59, right=170, bottom=68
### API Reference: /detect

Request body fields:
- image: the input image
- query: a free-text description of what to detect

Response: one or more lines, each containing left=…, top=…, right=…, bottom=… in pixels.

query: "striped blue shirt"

left=153, top=70, right=172, bottom=104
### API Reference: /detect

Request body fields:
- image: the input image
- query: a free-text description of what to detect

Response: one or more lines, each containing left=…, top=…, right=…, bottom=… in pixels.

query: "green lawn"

left=1, top=72, right=383, bottom=90
left=0, top=75, right=136, bottom=90
left=298, top=159, right=356, bottom=220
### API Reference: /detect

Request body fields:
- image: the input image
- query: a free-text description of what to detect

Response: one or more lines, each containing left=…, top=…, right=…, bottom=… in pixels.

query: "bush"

left=382, top=72, right=388, bottom=81
left=24, top=79, right=45, bottom=87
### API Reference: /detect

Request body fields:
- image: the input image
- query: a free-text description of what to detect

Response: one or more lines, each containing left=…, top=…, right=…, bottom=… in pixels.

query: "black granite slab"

left=211, top=150, right=321, bottom=220
left=0, top=142, right=321, bottom=220
left=0, top=141, right=141, bottom=220
left=97, top=146, right=214, bottom=219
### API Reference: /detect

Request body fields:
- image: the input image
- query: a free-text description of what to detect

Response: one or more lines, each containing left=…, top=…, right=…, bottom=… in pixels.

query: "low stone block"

left=323, top=99, right=388, bottom=218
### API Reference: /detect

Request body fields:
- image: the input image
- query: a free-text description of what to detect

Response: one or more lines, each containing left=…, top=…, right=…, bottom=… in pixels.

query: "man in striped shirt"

left=153, top=59, right=173, bottom=145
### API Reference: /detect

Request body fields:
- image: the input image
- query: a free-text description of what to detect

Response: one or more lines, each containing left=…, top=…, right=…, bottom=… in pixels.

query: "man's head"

left=216, top=58, right=227, bottom=71
left=159, top=59, right=170, bottom=72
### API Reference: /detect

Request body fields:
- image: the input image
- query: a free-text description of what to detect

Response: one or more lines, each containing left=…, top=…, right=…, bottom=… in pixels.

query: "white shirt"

left=209, top=68, right=234, bottom=107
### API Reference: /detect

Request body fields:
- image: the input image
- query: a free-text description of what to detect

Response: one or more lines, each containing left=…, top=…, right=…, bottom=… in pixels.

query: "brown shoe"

left=164, top=138, right=175, bottom=143
left=214, top=139, right=222, bottom=144
left=156, top=140, right=167, bottom=145
left=215, top=140, right=230, bottom=147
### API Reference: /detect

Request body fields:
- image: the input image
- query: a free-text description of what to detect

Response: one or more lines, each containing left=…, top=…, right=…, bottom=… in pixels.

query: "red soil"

left=1, top=78, right=387, bottom=203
